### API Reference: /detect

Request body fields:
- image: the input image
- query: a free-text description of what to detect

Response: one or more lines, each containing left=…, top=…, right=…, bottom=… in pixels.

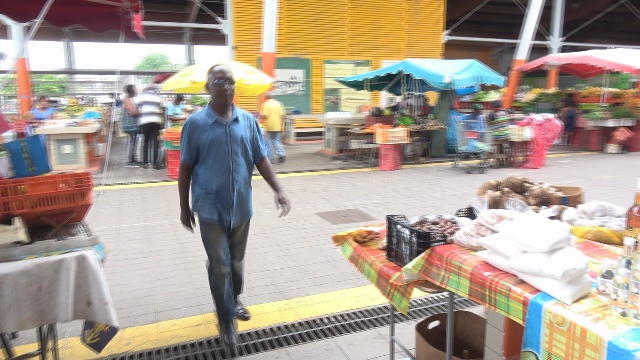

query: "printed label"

left=597, top=278, right=613, bottom=294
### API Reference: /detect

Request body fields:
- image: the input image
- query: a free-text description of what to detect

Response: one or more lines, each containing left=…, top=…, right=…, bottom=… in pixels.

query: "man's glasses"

left=210, top=79, right=236, bottom=87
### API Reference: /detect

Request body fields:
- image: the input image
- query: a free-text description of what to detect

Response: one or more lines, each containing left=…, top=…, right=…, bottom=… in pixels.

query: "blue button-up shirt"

left=180, top=104, right=267, bottom=228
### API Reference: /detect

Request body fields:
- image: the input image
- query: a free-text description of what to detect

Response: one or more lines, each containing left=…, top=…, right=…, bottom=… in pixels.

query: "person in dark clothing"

left=121, top=85, right=140, bottom=166
left=560, top=93, right=577, bottom=145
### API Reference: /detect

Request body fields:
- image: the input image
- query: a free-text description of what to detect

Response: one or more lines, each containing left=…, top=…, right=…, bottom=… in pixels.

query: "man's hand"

left=181, top=208, right=196, bottom=232
left=275, top=191, right=291, bottom=217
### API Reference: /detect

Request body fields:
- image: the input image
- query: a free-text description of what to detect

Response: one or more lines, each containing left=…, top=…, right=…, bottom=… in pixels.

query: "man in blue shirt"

left=178, top=64, right=291, bottom=353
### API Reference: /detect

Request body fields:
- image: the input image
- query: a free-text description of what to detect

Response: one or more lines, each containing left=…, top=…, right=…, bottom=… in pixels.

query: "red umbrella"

left=516, top=48, right=640, bottom=78
left=0, top=0, right=145, bottom=39
left=153, top=73, right=176, bottom=84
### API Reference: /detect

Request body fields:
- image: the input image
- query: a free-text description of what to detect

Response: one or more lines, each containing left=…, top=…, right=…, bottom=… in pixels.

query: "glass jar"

left=611, top=268, right=632, bottom=318
left=597, top=260, right=617, bottom=294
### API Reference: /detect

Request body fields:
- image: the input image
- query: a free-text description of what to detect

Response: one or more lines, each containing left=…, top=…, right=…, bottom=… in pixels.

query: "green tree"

left=134, top=53, right=174, bottom=83
left=0, top=74, right=67, bottom=95
left=134, top=53, right=173, bottom=71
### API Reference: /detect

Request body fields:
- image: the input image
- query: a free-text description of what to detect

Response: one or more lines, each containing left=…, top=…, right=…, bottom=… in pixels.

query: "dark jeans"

left=199, top=219, right=251, bottom=331
left=139, top=122, right=161, bottom=165
left=125, top=130, right=138, bottom=163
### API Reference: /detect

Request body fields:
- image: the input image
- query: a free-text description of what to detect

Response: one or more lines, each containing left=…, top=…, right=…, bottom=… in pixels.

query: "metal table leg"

left=389, top=304, right=416, bottom=360
left=389, top=304, right=395, bottom=360
left=446, top=291, right=455, bottom=360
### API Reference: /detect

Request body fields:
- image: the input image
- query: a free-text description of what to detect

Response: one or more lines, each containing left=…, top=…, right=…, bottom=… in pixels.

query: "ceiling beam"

left=563, top=0, right=619, bottom=23
left=566, top=13, right=635, bottom=41
left=186, top=0, right=203, bottom=23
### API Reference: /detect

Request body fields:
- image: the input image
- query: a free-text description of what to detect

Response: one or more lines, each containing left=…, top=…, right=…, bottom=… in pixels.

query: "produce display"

left=408, top=121, right=446, bottom=131
left=410, top=216, right=461, bottom=240
left=477, top=176, right=567, bottom=209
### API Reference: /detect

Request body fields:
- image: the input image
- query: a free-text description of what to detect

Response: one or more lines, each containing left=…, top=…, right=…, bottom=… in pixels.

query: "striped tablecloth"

left=333, top=228, right=640, bottom=360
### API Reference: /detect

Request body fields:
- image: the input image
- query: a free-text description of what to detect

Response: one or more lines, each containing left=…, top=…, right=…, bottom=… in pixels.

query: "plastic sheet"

left=516, top=114, right=563, bottom=169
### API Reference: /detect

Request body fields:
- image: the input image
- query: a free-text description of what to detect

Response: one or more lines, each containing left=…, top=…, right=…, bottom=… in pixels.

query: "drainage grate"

left=104, top=293, right=478, bottom=360
left=315, top=209, right=376, bottom=225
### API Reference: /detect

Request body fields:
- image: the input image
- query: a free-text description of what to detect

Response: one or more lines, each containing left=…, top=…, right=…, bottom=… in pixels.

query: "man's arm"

left=255, top=158, right=291, bottom=217
left=178, top=162, right=196, bottom=231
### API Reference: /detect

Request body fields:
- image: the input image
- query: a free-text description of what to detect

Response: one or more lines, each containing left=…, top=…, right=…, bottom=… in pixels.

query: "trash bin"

left=416, top=311, right=486, bottom=360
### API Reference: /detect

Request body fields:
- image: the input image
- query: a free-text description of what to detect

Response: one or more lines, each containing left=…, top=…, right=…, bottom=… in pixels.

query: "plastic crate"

left=454, top=207, right=477, bottom=220
left=375, top=128, right=409, bottom=144
left=365, top=115, right=395, bottom=127
left=163, top=140, right=181, bottom=150
left=167, top=149, right=180, bottom=180
left=379, top=144, right=402, bottom=171
left=386, top=215, right=449, bottom=267
left=0, top=172, right=93, bottom=227
left=162, top=130, right=181, bottom=145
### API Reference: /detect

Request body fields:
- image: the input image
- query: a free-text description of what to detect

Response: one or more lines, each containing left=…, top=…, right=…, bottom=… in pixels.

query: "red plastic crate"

left=379, top=144, right=402, bottom=171
left=365, top=115, right=395, bottom=127
left=0, top=172, right=93, bottom=227
left=167, top=149, right=180, bottom=180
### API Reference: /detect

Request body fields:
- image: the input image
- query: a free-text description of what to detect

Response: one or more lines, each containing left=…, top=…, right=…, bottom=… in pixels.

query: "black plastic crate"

left=454, top=207, right=478, bottom=220
left=386, top=215, right=449, bottom=267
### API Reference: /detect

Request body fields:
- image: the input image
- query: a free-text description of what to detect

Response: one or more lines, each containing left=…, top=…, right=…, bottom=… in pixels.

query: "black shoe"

left=140, top=163, right=149, bottom=169
left=153, top=164, right=165, bottom=170
left=235, top=300, right=251, bottom=321
left=279, top=156, right=286, bottom=164
left=125, top=162, right=138, bottom=167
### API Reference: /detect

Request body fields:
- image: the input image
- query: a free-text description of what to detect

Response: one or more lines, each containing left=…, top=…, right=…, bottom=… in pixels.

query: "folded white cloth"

left=516, top=272, right=593, bottom=305
left=476, top=250, right=515, bottom=274
left=497, top=218, right=571, bottom=252
left=509, top=246, right=588, bottom=282
left=0, top=250, right=118, bottom=333
left=475, top=233, right=524, bottom=259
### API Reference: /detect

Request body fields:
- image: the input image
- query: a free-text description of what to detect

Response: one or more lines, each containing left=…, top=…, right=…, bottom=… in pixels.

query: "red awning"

left=516, top=48, right=640, bottom=78
left=0, top=0, right=145, bottom=39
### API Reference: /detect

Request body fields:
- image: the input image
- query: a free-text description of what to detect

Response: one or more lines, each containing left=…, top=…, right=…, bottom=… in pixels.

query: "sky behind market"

left=0, top=40, right=230, bottom=70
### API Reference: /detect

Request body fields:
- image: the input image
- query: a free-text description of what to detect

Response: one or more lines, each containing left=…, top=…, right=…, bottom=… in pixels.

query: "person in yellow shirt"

left=260, top=92, right=287, bottom=163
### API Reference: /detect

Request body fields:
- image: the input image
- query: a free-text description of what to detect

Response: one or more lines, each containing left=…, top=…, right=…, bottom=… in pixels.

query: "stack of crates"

left=379, top=144, right=402, bottom=171
left=162, top=130, right=181, bottom=180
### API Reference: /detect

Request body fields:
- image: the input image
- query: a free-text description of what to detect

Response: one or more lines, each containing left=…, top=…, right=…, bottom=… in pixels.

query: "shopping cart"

left=452, top=119, right=492, bottom=174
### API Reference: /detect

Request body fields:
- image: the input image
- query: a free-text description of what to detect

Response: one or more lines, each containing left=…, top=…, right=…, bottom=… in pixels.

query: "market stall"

left=335, top=59, right=506, bottom=159
left=34, top=119, right=106, bottom=171
left=515, top=48, right=640, bottom=153
left=332, top=176, right=640, bottom=360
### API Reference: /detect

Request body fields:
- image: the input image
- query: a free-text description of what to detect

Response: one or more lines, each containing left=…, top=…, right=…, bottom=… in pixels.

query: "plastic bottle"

left=633, top=253, right=640, bottom=295
left=598, top=259, right=617, bottom=294
left=618, top=237, right=637, bottom=272
left=627, top=179, right=640, bottom=232
left=611, top=268, right=632, bottom=317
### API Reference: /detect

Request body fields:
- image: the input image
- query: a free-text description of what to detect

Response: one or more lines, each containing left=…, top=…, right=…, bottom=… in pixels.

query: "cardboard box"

left=550, top=185, right=585, bottom=207
left=416, top=311, right=486, bottom=360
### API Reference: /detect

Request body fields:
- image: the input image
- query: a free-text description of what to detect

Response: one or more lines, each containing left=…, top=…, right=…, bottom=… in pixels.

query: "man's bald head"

left=206, top=64, right=236, bottom=108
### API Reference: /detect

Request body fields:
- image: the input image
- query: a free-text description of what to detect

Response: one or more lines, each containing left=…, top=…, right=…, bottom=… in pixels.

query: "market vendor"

left=30, top=96, right=55, bottom=122
left=166, top=94, right=187, bottom=125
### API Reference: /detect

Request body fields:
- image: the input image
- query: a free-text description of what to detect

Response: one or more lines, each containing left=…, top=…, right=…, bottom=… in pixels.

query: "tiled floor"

left=9, top=147, right=639, bottom=359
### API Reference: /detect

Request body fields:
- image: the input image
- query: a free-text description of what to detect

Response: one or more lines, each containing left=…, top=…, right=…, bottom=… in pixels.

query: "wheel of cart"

left=454, top=119, right=492, bottom=174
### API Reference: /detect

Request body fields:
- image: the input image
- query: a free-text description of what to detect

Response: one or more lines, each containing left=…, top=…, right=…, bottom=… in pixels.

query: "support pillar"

left=260, top=0, right=279, bottom=105
left=63, top=28, right=76, bottom=94
left=5, top=20, right=32, bottom=116
left=261, top=0, right=279, bottom=77
left=546, top=0, right=565, bottom=89
left=224, top=0, right=235, bottom=60
left=503, top=0, right=547, bottom=109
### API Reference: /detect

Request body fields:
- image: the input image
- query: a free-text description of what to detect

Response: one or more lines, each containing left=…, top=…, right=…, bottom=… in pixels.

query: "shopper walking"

left=560, top=92, right=577, bottom=146
left=121, top=85, right=140, bottom=167
left=260, top=92, right=287, bottom=163
left=137, top=84, right=164, bottom=169
left=178, top=64, right=291, bottom=354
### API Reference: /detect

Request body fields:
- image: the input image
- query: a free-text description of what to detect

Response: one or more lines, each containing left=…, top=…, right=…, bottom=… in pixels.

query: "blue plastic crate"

left=4, top=135, right=51, bottom=178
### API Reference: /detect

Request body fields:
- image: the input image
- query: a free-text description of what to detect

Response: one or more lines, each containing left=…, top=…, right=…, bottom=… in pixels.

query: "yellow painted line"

left=11, top=285, right=431, bottom=359
left=94, top=151, right=595, bottom=191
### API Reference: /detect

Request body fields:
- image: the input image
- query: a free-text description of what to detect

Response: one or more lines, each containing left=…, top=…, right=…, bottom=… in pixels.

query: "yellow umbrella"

left=161, top=61, right=275, bottom=96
